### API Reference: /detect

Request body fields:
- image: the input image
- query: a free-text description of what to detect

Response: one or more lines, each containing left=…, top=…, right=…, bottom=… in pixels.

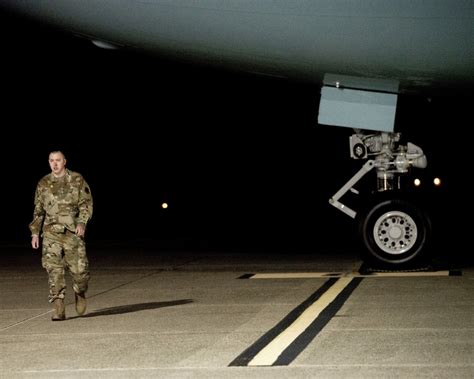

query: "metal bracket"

left=329, top=160, right=375, bottom=218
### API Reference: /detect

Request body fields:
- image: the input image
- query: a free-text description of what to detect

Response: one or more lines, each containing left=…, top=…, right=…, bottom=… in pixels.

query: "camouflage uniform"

left=29, top=169, right=93, bottom=303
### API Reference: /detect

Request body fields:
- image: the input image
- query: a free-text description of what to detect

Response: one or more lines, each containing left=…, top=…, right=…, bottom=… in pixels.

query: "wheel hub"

left=373, top=211, right=418, bottom=255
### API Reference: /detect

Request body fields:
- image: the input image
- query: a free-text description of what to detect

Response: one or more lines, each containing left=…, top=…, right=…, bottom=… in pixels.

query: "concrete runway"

left=1, top=241, right=472, bottom=378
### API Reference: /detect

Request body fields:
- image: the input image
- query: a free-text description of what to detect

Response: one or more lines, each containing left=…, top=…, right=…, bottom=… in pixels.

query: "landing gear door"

left=318, top=73, right=399, bottom=133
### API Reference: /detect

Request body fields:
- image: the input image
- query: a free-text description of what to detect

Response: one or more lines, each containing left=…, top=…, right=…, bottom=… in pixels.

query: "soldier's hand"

left=31, top=235, right=40, bottom=249
left=76, top=223, right=86, bottom=238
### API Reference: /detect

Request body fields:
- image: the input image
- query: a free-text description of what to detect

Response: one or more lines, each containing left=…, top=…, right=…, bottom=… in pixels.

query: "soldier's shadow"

left=69, top=299, right=193, bottom=319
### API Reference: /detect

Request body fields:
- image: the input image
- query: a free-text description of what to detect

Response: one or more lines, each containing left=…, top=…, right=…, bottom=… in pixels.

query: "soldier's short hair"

left=49, top=150, right=66, bottom=160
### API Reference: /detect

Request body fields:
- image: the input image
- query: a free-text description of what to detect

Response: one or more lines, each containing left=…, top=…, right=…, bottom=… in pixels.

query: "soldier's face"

left=49, top=153, right=66, bottom=177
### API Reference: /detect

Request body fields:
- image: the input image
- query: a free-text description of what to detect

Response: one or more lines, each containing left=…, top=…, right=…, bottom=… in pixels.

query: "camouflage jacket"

left=29, top=169, right=93, bottom=236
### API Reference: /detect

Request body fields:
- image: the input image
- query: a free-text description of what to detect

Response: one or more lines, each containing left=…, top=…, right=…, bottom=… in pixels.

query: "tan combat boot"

left=75, top=292, right=87, bottom=316
left=51, top=298, right=65, bottom=321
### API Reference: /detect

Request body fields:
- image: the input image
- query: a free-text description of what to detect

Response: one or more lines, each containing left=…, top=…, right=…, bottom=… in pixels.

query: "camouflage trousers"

left=42, top=230, right=90, bottom=303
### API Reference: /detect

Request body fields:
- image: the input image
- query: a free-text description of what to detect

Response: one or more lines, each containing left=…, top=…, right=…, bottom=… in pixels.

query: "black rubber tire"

left=358, top=198, right=431, bottom=267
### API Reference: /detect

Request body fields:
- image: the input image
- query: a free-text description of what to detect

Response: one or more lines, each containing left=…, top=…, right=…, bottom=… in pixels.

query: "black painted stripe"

left=229, top=278, right=339, bottom=366
left=273, top=277, right=363, bottom=365
left=238, top=273, right=255, bottom=279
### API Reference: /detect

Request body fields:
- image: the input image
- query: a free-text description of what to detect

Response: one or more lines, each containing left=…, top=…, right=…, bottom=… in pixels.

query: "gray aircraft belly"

left=2, top=0, right=473, bottom=91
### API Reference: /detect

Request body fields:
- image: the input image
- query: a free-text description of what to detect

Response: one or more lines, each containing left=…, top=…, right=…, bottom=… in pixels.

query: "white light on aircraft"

left=162, top=203, right=168, bottom=209
left=91, top=40, right=119, bottom=49
left=414, top=178, right=421, bottom=187
left=433, top=177, right=441, bottom=186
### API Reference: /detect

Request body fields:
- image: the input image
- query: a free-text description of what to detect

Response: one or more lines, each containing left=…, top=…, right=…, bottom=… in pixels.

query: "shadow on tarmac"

left=69, top=299, right=194, bottom=319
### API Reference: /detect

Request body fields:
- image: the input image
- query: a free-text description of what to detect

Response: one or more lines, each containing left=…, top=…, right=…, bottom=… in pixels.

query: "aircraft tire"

left=358, top=197, right=431, bottom=267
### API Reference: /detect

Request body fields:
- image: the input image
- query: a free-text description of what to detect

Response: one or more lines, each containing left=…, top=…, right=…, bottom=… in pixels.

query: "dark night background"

left=0, top=10, right=471, bottom=257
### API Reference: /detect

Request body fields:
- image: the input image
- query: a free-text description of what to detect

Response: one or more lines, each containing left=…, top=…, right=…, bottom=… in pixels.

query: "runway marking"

left=241, top=270, right=455, bottom=279
left=231, top=268, right=460, bottom=366
left=229, top=277, right=362, bottom=367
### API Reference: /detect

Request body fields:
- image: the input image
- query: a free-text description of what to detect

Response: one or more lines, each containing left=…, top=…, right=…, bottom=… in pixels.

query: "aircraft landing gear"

left=329, top=131, right=430, bottom=268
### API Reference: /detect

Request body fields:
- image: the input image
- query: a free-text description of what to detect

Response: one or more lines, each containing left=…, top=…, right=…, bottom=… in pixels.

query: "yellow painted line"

left=248, top=277, right=353, bottom=366
left=368, top=271, right=451, bottom=277
left=251, top=272, right=349, bottom=279
left=250, top=271, right=450, bottom=279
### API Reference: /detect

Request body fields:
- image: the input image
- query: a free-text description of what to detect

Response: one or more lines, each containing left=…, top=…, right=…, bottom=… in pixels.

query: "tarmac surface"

left=1, top=241, right=473, bottom=378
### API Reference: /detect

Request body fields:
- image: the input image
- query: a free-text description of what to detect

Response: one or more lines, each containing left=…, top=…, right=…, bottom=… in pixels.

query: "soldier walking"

left=29, top=151, right=93, bottom=321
